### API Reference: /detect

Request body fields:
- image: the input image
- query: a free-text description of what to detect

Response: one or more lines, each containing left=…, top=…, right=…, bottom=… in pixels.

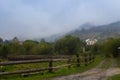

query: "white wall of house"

left=85, top=39, right=97, bottom=45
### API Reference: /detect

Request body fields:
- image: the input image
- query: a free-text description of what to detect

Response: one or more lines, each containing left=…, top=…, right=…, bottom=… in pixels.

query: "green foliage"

left=0, top=38, right=54, bottom=57
left=90, top=43, right=102, bottom=55
left=108, top=74, right=120, bottom=80
left=0, top=37, right=3, bottom=45
left=22, top=40, right=37, bottom=55
left=107, top=57, right=120, bottom=80
left=0, top=44, right=10, bottom=58
left=101, top=38, right=120, bottom=57
left=31, top=40, right=54, bottom=55
left=0, top=35, right=107, bottom=57
left=55, top=35, right=82, bottom=55
left=12, top=37, right=19, bottom=43
left=10, top=38, right=20, bottom=55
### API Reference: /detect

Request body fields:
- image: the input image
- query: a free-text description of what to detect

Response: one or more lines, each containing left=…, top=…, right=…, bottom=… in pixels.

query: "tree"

left=40, top=39, right=46, bottom=43
left=102, top=38, right=120, bottom=57
left=90, top=43, right=101, bottom=54
left=9, top=37, right=20, bottom=55
left=23, top=40, right=37, bottom=55
left=0, top=37, right=3, bottom=45
left=55, top=35, right=82, bottom=55
left=31, top=40, right=53, bottom=55
left=0, top=44, right=10, bottom=58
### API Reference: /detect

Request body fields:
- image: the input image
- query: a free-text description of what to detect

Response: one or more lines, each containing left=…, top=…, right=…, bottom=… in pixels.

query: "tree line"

left=0, top=35, right=83, bottom=58
left=0, top=35, right=120, bottom=58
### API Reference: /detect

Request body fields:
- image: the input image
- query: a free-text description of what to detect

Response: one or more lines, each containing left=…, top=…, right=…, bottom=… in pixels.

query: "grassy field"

left=0, top=55, right=102, bottom=80
left=107, top=58, right=120, bottom=80
left=108, top=74, right=120, bottom=80
left=100, top=58, right=111, bottom=69
left=116, top=58, right=120, bottom=67
left=0, top=61, right=67, bottom=72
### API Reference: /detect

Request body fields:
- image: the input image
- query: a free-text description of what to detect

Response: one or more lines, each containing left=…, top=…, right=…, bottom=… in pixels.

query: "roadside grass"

left=107, top=57, right=120, bottom=80
left=100, top=58, right=111, bottom=69
left=116, top=57, right=120, bottom=67
left=0, top=61, right=66, bottom=72
left=0, top=55, right=102, bottom=80
left=108, top=74, right=120, bottom=80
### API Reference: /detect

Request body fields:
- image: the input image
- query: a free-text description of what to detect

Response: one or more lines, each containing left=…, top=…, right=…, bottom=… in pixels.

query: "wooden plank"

left=53, top=64, right=71, bottom=69
left=0, top=64, right=71, bottom=75
left=0, top=68, right=49, bottom=75
left=0, top=59, right=68, bottom=66
left=8, top=55, right=70, bottom=61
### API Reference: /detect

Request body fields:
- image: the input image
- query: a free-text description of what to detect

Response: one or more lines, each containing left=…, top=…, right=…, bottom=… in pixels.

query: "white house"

left=85, top=39, right=97, bottom=45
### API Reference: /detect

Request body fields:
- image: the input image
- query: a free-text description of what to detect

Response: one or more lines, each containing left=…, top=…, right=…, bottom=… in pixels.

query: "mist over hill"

left=69, top=21, right=120, bottom=40
left=21, top=21, right=120, bottom=42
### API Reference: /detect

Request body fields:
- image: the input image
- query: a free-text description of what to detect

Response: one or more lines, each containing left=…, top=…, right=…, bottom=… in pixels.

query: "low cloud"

left=0, top=0, right=120, bottom=40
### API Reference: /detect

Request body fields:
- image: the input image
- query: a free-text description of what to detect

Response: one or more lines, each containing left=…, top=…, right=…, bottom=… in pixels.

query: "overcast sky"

left=0, top=0, right=120, bottom=40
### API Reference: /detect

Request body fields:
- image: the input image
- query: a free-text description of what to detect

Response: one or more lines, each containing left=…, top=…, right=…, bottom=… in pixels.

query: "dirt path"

left=53, top=59, right=120, bottom=80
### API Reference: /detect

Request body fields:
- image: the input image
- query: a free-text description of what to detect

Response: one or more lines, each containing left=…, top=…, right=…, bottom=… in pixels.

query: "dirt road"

left=53, top=59, right=120, bottom=80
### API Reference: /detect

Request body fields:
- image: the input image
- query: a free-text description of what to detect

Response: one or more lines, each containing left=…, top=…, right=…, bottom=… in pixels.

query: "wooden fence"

left=0, top=54, right=95, bottom=76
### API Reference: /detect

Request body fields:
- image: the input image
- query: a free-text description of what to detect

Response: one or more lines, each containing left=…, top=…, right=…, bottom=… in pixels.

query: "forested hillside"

left=70, top=21, right=120, bottom=40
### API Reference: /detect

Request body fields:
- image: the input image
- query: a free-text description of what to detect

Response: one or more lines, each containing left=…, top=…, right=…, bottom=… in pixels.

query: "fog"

left=0, top=0, right=120, bottom=40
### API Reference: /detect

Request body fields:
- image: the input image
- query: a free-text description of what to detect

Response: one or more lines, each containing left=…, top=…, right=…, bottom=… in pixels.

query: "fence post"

left=89, top=54, right=92, bottom=64
left=92, top=56, right=95, bottom=63
left=49, top=59, right=53, bottom=72
left=84, top=54, right=88, bottom=66
left=76, top=54, right=80, bottom=67
left=67, top=57, right=71, bottom=69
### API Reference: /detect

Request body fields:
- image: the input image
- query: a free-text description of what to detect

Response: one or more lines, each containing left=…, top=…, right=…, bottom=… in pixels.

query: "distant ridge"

left=38, top=21, right=120, bottom=42
left=69, top=21, right=120, bottom=40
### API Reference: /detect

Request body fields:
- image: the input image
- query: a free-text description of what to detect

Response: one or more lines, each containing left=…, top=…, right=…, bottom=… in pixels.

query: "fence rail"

left=0, top=59, right=68, bottom=66
left=7, top=55, right=70, bottom=61
left=0, top=54, right=95, bottom=76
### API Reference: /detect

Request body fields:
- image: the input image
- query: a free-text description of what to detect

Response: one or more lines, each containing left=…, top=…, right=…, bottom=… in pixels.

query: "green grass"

left=116, top=57, right=120, bottom=67
left=0, top=62, right=49, bottom=72
left=108, top=74, right=120, bottom=80
left=0, top=55, right=102, bottom=80
left=107, top=58, right=120, bottom=80
left=0, top=61, right=67, bottom=72
left=100, top=58, right=111, bottom=69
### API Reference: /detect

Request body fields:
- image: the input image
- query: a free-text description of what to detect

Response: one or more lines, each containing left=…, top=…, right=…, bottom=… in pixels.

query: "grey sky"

left=0, top=0, right=120, bottom=40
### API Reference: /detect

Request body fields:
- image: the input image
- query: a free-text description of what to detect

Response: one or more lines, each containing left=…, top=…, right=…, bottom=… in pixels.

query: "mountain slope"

left=70, top=21, right=120, bottom=40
